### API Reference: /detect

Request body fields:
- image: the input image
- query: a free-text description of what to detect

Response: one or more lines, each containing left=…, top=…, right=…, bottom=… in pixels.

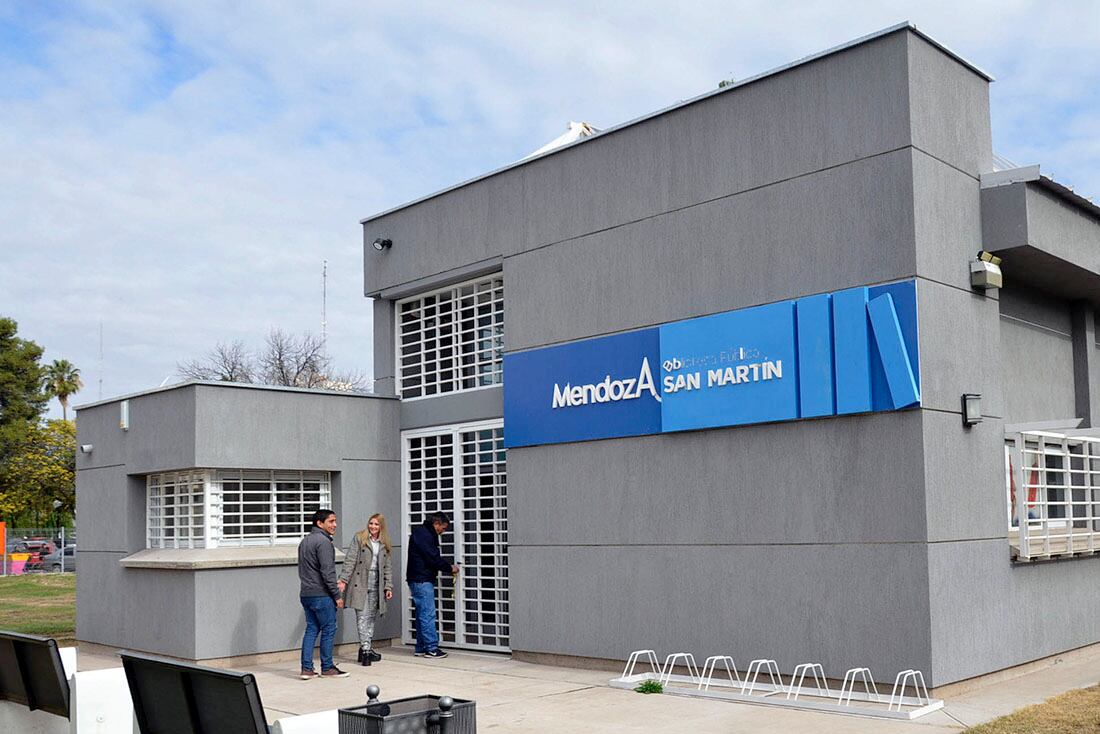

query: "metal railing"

left=1007, top=430, right=1100, bottom=561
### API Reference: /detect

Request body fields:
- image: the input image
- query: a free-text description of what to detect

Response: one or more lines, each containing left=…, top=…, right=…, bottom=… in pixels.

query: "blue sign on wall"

left=503, top=280, right=920, bottom=448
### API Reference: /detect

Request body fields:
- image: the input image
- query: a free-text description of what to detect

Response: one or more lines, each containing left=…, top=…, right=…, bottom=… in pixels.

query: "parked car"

left=9, top=538, right=55, bottom=555
left=8, top=539, right=55, bottom=570
left=42, top=545, right=76, bottom=573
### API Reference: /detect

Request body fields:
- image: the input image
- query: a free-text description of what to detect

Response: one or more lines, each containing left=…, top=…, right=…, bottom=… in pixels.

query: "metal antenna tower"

left=321, top=260, right=328, bottom=347
left=98, top=320, right=104, bottom=399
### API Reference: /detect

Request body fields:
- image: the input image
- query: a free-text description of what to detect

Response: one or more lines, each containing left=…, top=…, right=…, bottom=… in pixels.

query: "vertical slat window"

left=146, top=471, right=207, bottom=549
left=147, top=469, right=330, bottom=549
left=398, top=275, right=503, bottom=400
left=403, top=421, right=508, bottom=652
left=458, top=426, right=508, bottom=649
left=405, top=433, right=458, bottom=644
left=218, top=470, right=331, bottom=547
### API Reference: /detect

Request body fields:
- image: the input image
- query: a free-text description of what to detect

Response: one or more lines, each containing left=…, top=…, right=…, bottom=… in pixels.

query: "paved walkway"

left=77, top=644, right=1100, bottom=733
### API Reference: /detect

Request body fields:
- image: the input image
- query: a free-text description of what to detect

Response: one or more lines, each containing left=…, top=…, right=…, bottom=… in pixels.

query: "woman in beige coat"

left=338, top=513, right=393, bottom=665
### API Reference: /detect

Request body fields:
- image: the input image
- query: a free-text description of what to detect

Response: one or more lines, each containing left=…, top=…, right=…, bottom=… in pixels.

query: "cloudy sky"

left=2, top=1, right=1098, bottom=417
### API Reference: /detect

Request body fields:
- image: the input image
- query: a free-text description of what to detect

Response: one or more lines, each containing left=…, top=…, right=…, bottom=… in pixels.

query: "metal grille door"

left=403, top=422, right=508, bottom=652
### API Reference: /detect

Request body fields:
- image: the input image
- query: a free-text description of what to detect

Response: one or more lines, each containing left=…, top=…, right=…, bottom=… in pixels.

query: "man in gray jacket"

left=298, top=508, right=349, bottom=679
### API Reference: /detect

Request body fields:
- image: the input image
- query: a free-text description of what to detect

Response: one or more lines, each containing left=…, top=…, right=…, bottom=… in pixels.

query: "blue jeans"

left=300, top=595, right=337, bottom=671
left=408, top=581, right=439, bottom=653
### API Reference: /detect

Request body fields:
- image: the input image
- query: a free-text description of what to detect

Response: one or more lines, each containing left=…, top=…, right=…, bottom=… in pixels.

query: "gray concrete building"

left=75, top=382, right=398, bottom=659
left=76, top=23, right=1100, bottom=688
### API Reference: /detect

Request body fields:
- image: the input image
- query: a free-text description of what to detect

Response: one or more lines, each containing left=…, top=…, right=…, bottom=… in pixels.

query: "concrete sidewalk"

left=77, top=644, right=1100, bottom=733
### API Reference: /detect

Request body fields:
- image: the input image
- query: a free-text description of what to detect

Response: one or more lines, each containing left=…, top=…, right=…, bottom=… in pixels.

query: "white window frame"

left=147, top=471, right=210, bottom=549
left=395, top=273, right=504, bottom=401
left=146, top=469, right=331, bottom=549
left=1007, top=430, right=1100, bottom=561
left=217, top=470, right=332, bottom=547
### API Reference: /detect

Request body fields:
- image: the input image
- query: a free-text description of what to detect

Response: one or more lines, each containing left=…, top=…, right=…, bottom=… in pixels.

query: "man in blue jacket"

left=406, top=511, right=459, bottom=658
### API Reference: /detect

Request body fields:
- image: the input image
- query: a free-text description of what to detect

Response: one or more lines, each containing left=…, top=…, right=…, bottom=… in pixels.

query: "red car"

left=10, top=539, right=56, bottom=571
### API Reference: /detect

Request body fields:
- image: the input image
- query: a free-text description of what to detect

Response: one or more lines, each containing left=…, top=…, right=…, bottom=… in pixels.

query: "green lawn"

left=967, top=684, right=1100, bottom=733
left=0, top=573, right=76, bottom=645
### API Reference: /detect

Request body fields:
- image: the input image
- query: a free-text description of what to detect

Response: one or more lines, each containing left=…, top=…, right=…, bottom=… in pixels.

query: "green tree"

left=0, top=419, right=75, bottom=525
left=0, top=317, right=48, bottom=462
left=45, top=359, right=83, bottom=420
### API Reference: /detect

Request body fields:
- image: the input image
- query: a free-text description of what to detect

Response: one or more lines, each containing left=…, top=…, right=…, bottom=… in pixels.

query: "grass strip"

left=967, top=684, right=1100, bottom=734
left=0, top=574, right=77, bottom=645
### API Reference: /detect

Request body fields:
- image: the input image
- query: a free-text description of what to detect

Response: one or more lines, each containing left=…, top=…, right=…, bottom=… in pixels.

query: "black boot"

left=360, top=649, right=372, bottom=666
left=356, top=648, right=364, bottom=664
left=367, top=649, right=382, bottom=663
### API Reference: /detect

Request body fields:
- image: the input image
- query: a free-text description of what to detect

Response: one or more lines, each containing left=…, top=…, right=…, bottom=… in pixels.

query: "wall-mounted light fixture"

left=120, top=400, right=130, bottom=431
left=372, top=238, right=392, bottom=252
left=79, top=444, right=94, bottom=454
left=970, top=251, right=1002, bottom=290
left=962, top=393, right=982, bottom=427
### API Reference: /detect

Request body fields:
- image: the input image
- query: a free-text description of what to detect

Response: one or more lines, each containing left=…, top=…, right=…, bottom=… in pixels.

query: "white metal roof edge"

left=361, top=22, right=992, bottom=225
left=74, top=379, right=394, bottom=411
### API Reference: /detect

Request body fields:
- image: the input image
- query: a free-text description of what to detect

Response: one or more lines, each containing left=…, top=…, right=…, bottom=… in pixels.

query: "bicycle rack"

left=742, top=659, right=785, bottom=696
left=621, top=649, right=661, bottom=680
left=658, top=653, right=700, bottom=686
left=888, top=669, right=930, bottom=711
left=786, top=662, right=829, bottom=700
left=697, top=656, right=740, bottom=691
left=609, top=648, right=943, bottom=721
left=838, top=667, right=880, bottom=706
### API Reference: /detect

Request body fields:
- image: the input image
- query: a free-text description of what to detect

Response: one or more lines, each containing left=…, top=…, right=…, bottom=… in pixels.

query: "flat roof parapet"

left=360, top=22, right=992, bottom=225
left=74, top=379, right=395, bottom=412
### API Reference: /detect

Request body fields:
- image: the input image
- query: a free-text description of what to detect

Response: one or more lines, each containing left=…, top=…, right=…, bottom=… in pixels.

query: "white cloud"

left=1, top=1, right=1098, bottom=415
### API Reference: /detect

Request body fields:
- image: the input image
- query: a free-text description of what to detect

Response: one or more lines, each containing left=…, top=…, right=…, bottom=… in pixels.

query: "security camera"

left=79, top=444, right=94, bottom=454
left=970, top=251, right=1002, bottom=290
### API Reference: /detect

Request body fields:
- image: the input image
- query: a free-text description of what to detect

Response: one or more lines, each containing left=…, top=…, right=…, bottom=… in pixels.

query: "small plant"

left=634, top=679, right=664, bottom=694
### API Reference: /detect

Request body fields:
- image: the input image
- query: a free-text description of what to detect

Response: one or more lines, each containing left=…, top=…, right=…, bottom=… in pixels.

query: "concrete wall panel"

left=928, top=540, right=1100, bottom=685
left=363, top=170, right=526, bottom=297
left=506, top=149, right=918, bottom=351
left=906, top=34, right=992, bottom=177
left=400, top=387, right=502, bottom=430
left=508, top=410, right=926, bottom=547
left=194, top=386, right=398, bottom=468
left=75, top=470, right=147, bottom=553
left=509, top=543, right=931, bottom=682
left=336, top=458, right=401, bottom=549
left=1026, top=187, right=1100, bottom=277
left=1094, top=343, right=1100, bottom=423
left=917, top=279, right=1004, bottom=419
left=1000, top=285, right=1073, bottom=335
left=981, top=183, right=1029, bottom=252
left=75, top=387, right=196, bottom=475
left=193, top=566, right=359, bottom=659
left=921, top=411, right=1006, bottom=543
left=76, top=551, right=197, bottom=658
left=363, top=31, right=914, bottom=297
left=1000, top=316, right=1076, bottom=424
left=912, top=150, right=986, bottom=293
left=372, top=298, right=395, bottom=396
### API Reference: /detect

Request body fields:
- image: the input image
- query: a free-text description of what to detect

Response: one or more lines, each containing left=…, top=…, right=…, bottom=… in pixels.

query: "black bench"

left=0, top=630, right=70, bottom=719
left=121, top=650, right=271, bottom=734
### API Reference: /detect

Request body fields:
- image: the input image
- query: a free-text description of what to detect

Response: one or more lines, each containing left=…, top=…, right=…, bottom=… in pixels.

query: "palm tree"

left=46, top=359, right=83, bottom=421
